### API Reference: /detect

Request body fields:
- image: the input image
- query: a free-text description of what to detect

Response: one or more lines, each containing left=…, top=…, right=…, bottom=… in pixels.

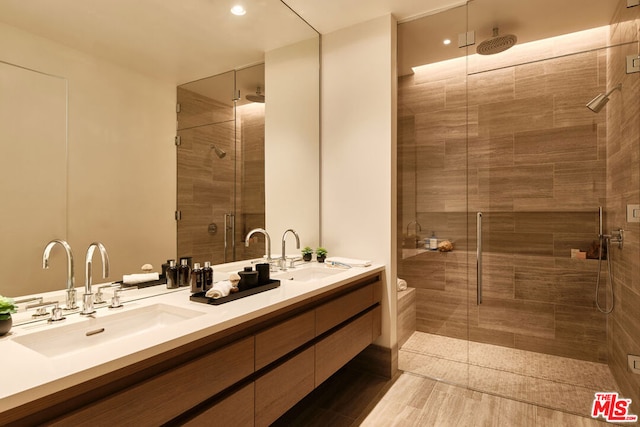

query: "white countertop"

left=0, top=259, right=384, bottom=413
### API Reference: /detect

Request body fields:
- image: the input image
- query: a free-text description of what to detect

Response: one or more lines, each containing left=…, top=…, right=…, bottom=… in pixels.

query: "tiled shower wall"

left=607, top=1, right=640, bottom=414
left=398, top=27, right=619, bottom=363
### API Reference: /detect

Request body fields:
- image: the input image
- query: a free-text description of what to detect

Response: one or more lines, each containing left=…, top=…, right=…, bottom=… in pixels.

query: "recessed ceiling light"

left=443, top=39, right=451, bottom=45
left=231, top=5, right=246, bottom=16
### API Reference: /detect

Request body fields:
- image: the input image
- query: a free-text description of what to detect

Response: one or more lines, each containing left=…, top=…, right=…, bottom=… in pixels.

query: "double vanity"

left=1, top=259, right=383, bottom=426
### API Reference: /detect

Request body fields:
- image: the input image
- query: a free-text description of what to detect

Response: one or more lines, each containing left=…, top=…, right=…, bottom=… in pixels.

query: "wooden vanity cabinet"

left=5, top=271, right=383, bottom=427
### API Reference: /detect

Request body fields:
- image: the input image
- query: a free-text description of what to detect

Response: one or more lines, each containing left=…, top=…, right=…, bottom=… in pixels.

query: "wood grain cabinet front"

left=255, top=310, right=315, bottom=370
left=255, top=346, right=315, bottom=427
left=315, top=310, right=375, bottom=386
left=315, top=282, right=375, bottom=335
left=183, top=383, right=255, bottom=427
left=49, top=337, right=255, bottom=426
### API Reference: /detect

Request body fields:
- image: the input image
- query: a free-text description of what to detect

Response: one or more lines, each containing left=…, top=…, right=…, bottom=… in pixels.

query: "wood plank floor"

left=274, top=331, right=620, bottom=426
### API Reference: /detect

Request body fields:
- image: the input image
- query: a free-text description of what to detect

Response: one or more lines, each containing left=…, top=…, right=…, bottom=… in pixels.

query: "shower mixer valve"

left=602, top=228, right=624, bottom=250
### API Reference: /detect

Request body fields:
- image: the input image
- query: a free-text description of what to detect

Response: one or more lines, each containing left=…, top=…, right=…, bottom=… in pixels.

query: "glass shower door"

left=396, top=3, right=471, bottom=388
left=176, top=71, right=237, bottom=265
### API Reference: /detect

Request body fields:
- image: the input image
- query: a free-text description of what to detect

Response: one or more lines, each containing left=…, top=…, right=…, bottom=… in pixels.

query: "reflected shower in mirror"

left=176, top=63, right=266, bottom=266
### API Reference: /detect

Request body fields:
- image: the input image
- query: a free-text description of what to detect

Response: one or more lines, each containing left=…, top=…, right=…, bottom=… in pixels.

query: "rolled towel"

left=206, top=280, right=233, bottom=299
left=325, top=257, right=371, bottom=267
left=397, top=278, right=408, bottom=291
left=123, top=272, right=160, bottom=285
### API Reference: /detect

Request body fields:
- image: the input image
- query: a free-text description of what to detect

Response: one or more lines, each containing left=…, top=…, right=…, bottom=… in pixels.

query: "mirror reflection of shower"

left=586, top=83, right=622, bottom=113
left=210, top=144, right=226, bottom=159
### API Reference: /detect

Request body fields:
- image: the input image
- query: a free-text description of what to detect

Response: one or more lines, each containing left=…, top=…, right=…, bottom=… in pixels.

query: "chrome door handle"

left=477, top=212, right=483, bottom=305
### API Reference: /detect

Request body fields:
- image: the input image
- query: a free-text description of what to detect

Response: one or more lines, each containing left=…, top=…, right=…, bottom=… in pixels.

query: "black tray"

left=190, top=279, right=280, bottom=305
left=116, top=278, right=167, bottom=289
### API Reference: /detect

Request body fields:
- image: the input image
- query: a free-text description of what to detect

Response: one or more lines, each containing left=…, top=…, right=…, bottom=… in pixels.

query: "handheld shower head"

left=210, top=144, right=226, bottom=158
left=586, top=83, right=622, bottom=113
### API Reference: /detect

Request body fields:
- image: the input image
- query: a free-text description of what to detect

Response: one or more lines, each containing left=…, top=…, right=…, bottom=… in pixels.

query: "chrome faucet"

left=82, top=242, right=110, bottom=315
left=245, top=228, right=272, bottom=263
left=42, top=239, right=77, bottom=310
left=280, top=229, right=300, bottom=270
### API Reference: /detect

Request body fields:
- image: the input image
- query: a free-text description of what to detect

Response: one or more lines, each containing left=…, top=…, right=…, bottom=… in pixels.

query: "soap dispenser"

left=191, top=263, right=204, bottom=293
left=429, top=231, right=438, bottom=251
left=166, top=260, right=178, bottom=289
left=238, top=266, right=258, bottom=291
left=203, top=261, right=213, bottom=292
left=178, top=259, right=191, bottom=287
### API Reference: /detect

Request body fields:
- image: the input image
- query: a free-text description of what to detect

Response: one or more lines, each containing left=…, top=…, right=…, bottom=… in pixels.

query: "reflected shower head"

left=210, top=144, right=226, bottom=158
left=586, top=83, right=622, bottom=113
left=477, top=27, right=517, bottom=55
left=246, top=86, right=265, bottom=103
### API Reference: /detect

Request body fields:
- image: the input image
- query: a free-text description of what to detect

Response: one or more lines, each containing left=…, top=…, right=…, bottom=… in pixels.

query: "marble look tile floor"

left=400, top=332, right=621, bottom=418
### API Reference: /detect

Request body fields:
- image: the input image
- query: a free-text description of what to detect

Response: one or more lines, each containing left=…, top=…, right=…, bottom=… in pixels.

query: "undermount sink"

left=273, top=264, right=346, bottom=282
left=13, top=303, right=204, bottom=358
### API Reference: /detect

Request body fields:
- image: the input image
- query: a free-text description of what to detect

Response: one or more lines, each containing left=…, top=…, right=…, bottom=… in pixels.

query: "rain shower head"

left=586, top=83, right=622, bottom=113
left=476, top=27, right=517, bottom=55
left=210, top=144, right=226, bottom=158
left=246, top=86, right=265, bottom=103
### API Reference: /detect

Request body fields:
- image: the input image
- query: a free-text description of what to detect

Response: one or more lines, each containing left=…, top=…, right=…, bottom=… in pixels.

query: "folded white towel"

left=397, top=278, right=408, bottom=291
left=206, top=280, right=233, bottom=299
left=123, top=272, right=160, bottom=285
left=325, top=257, right=372, bottom=267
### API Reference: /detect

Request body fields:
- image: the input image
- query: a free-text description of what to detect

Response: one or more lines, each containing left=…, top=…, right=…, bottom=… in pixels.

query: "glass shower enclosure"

left=398, top=0, right=640, bottom=417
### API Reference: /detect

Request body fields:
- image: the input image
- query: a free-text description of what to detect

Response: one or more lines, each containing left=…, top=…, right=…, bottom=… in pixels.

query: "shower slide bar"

left=477, top=212, right=483, bottom=305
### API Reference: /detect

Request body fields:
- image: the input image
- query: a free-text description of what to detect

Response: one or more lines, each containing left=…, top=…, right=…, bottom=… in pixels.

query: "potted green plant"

left=0, top=295, right=17, bottom=336
left=302, top=246, right=314, bottom=262
left=316, top=247, right=328, bottom=263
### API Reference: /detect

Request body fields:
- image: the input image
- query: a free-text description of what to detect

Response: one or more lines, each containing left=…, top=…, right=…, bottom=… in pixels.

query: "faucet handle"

left=26, top=300, right=65, bottom=321
left=110, top=286, right=138, bottom=308
left=95, top=283, right=121, bottom=304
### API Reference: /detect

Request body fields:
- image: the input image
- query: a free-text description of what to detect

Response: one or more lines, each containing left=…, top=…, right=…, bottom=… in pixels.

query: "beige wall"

left=265, top=38, right=320, bottom=250
left=321, top=15, right=398, bottom=358
left=0, top=22, right=176, bottom=295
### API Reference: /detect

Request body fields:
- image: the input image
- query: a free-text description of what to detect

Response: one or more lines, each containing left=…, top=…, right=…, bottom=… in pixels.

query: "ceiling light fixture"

left=230, top=5, right=246, bottom=16
left=443, top=39, right=451, bottom=45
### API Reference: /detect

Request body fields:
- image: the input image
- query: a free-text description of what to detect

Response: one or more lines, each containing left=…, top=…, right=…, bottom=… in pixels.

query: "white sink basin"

left=13, top=303, right=204, bottom=358
left=273, top=264, right=347, bottom=282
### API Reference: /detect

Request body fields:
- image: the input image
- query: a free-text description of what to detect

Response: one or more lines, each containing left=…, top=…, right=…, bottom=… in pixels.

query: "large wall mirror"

left=0, top=0, right=319, bottom=297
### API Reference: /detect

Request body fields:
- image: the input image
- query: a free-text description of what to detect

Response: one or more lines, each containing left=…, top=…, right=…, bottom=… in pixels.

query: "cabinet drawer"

left=315, top=283, right=374, bottom=335
left=255, top=310, right=315, bottom=370
left=315, top=310, right=373, bottom=386
left=183, top=383, right=255, bottom=427
left=50, top=336, right=255, bottom=426
left=255, top=347, right=315, bottom=427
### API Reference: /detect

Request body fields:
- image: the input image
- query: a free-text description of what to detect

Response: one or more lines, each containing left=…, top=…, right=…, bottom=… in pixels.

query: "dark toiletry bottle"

left=166, top=260, right=178, bottom=289
left=203, top=261, right=213, bottom=292
left=161, top=259, right=171, bottom=279
left=238, top=266, right=258, bottom=291
left=179, top=258, right=191, bottom=287
left=256, top=263, right=270, bottom=285
left=191, top=263, right=204, bottom=293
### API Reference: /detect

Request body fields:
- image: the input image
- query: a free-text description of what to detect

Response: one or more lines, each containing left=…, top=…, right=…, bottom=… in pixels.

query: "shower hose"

left=596, top=234, right=614, bottom=314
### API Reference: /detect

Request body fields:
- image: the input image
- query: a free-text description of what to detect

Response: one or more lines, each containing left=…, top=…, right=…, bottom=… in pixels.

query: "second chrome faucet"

left=82, top=242, right=110, bottom=315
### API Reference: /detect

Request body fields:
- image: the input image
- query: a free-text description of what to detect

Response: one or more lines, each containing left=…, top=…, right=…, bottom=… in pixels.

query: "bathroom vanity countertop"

left=0, top=260, right=384, bottom=413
